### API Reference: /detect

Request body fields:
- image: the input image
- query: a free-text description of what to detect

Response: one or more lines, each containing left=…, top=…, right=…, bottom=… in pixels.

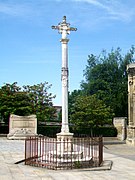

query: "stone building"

left=127, top=63, right=135, bottom=145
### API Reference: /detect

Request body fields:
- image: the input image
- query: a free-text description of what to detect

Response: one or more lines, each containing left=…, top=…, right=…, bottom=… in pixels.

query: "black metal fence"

left=25, top=136, right=103, bottom=170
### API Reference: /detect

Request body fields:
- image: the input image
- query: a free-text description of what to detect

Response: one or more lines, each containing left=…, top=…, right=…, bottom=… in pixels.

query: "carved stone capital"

left=60, top=38, right=69, bottom=43
left=127, top=63, right=135, bottom=76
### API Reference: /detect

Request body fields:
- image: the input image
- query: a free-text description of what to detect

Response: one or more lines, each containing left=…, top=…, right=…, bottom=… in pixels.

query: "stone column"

left=61, top=38, right=69, bottom=133
left=52, top=16, right=77, bottom=139
left=127, top=63, right=135, bottom=145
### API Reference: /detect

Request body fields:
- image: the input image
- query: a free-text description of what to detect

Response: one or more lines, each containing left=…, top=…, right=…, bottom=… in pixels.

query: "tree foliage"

left=81, top=47, right=135, bottom=117
left=0, top=82, right=32, bottom=123
left=23, top=82, right=56, bottom=121
left=70, top=95, right=113, bottom=128
left=68, top=90, right=83, bottom=121
left=0, top=82, right=56, bottom=124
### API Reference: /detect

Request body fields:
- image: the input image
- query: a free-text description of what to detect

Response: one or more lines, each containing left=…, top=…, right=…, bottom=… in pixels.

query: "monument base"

left=7, top=128, right=37, bottom=140
left=126, top=126, right=135, bottom=146
left=43, top=132, right=93, bottom=169
left=57, top=132, right=74, bottom=138
left=57, top=132, right=74, bottom=153
left=7, top=114, right=37, bottom=140
left=42, top=151, right=92, bottom=169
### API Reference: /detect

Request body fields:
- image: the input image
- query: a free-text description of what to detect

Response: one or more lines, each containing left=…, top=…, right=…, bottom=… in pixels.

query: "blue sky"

left=0, top=0, right=135, bottom=105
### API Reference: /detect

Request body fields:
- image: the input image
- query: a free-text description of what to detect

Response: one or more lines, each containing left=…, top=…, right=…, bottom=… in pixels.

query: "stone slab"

left=7, top=114, right=37, bottom=140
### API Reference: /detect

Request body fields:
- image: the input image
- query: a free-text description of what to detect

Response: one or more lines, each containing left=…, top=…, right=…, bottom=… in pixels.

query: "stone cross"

left=52, top=16, right=77, bottom=134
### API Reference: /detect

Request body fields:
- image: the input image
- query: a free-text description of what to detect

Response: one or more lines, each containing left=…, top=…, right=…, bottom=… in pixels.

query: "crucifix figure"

left=52, top=16, right=77, bottom=134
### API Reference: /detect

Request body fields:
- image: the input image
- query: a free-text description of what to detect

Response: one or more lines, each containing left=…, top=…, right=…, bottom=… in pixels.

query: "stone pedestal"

left=57, top=132, right=73, bottom=153
left=113, top=117, right=127, bottom=141
left=7, top=114, right=37, bottom=140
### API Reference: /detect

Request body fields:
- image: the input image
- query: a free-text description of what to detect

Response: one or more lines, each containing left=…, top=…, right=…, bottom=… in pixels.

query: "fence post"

left=99, top=136, right=103, bottom=165
left=25, top=138, right=27, bottom=165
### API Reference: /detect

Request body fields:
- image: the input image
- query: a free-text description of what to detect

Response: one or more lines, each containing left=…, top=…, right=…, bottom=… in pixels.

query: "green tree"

left=81, top=47, right=135, bottom=117
left=70, top=95, right=113, bottom=128
left=68, top=90, right=83, bottom=122
left=0, top=82, right=56, bottom=124
left=0, top=82, right=32, bottom=124
left=23, top=82, right=56, bottom=122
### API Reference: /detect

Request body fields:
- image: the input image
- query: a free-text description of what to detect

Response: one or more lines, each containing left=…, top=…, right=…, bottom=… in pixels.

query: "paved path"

left=1, top=137, right=135, bottom=180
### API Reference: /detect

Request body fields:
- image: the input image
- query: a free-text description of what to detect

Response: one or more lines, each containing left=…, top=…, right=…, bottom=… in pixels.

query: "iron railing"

left=25, top=136, right=103, bottom=170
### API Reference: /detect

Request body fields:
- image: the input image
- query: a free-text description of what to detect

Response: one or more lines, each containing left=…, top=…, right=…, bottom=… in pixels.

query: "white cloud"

left=1, top=0, right=135, bottom=23
left=73, top=0, right=135, bottom=23
left=1, top=0, right=135, bottom=31
left=0, top=2, right=32, bottom=17
left=74, top=0, right=107, bottom=9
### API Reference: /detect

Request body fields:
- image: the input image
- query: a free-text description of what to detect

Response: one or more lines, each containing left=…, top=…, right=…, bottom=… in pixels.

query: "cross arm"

left=69, top=27, right=77, bottom=31
left=51, top=25, right=59, bottom=30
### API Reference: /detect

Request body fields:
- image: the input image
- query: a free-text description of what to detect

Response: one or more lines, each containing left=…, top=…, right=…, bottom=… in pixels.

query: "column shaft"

left=61, top=39, right=69, bottom=133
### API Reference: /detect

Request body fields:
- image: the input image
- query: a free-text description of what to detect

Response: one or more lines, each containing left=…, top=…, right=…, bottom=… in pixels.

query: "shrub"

left=37, top=125, right=117, bottom=137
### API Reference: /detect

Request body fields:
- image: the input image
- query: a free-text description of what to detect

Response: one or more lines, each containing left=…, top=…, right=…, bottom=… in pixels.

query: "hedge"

left=0, top=124, right=117, bottom=137
left=37, top=126, right=61, bottom=137
left=0, top=125, right=9, bottom=134
left=37, top=126, right=117, bottom=137
left=72, top=126, right=117, bottom=137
